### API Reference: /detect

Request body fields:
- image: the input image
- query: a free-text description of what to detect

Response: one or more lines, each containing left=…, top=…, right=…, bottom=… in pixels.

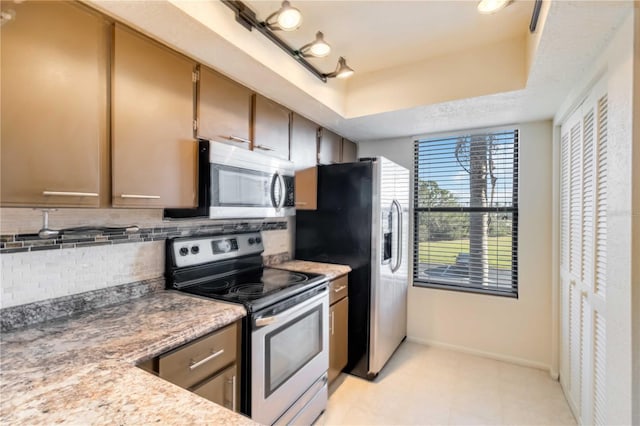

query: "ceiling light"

left=0, top=9, right=16, bottom=26
left=325, top=57, right=354, bottom=79
left=477, top=0, right=512, bottom=14
left=299, top=32, right=331, bottom=58
left=265, top=1, right=302, bottom=31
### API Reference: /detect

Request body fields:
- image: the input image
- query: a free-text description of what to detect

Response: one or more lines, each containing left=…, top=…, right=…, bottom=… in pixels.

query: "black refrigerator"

left=295, top=157, right=410, bottom=379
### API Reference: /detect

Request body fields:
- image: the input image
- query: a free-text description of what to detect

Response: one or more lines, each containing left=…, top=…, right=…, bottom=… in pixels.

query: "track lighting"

left=298, top=32, right=331, bottom=58
left=223, top=1, right=354, bottom=82
left=477, top=0, right=512, bottom=14
left=264, top=1, right=302, bottom=31
left=324, top=57, right=354, bottom=79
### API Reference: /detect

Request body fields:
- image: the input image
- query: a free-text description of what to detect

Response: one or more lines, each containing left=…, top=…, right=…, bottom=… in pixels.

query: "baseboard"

left=406, top=336, right=554, bottom=376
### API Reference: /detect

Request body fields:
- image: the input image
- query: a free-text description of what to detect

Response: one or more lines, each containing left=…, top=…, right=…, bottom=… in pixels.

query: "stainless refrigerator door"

left=369, top=157, right=409, bottom=375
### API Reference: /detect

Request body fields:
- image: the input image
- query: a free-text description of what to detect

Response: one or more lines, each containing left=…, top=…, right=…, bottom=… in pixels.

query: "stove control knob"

left=190, top=245, right=200, bottom=255
left=179, top=247, right=189, bottom=256
left=255, top=237, right=262, bottom=244
left=248, top=238, right=255, bottom=245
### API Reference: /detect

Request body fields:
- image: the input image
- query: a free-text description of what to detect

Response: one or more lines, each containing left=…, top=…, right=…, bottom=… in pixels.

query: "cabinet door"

left=112, top=25, right=197, bottom=208
left=318, top=128, right=342, bottom=165
left=199, top=67, right=252, bottom=149
left=341, top=138, right=358, bottom=163
left=0, top=1, right=108, bottom=207
left=253, top=95, right=290, bottom=160
left=329, top=296, right=349, bottom=384
left=290, top=113, right=318, bottom=170
left=295, top=167, right=317, bottom=211
left=192, top=364, right=239, bottom=412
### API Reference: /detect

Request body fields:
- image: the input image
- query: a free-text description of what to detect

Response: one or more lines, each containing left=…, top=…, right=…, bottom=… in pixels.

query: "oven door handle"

left=253, top=285, right=328, bottom=330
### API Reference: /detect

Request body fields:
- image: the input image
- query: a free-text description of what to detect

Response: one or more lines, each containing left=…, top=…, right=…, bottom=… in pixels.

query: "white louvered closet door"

left=559, top=79, right=608, bottom=426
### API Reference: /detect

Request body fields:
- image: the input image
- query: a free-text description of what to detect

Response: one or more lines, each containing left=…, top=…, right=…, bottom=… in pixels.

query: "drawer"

left=329, top=275, right=348, bottom=305
left=158, top=322, right=237, bottom=389
left=192, top=364, right=239, bottom=412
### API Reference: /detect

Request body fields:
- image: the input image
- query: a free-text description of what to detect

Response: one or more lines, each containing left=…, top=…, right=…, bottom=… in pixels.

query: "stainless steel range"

left=166, top=232, right=329, bottom=425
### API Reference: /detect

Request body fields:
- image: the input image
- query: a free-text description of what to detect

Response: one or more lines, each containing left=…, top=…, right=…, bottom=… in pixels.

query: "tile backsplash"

left=0, top=208, right=293, bottom=309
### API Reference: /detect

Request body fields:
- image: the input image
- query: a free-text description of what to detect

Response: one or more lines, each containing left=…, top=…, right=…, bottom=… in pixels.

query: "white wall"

left=360, top=120, right=554, bottom=371
left=553, top=11, right=637, bottom=425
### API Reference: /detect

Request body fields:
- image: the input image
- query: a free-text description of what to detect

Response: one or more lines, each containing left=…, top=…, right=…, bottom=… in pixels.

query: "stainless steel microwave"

left=164, top=140, right=295, bottom=220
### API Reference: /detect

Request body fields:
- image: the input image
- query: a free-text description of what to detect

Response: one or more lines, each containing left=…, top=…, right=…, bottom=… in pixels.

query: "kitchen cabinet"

left=295, top=168, right=318, bottom=211
left=341, top=139, right=358, bottom=163
left=112, top=24, right=197, bottom=208
left=318, top=128, right=342, bottom=165
left=0, top=1, right=109, bottom=207
left=290, top=113, right=319, bottom=170
left=198, top=67, right=253, bottom=149
left=154, top=321, right=241, bottom=412
left=291, top=113, right=319, bottom=210
left=329, top=275, right=349, bottom=384
left=253, top=94, right=290, bottom=160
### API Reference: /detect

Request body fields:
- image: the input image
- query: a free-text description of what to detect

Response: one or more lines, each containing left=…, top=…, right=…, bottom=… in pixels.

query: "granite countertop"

left=273, top=260, right=351, bottom=280
left=0, top=291, right=256, bottom=425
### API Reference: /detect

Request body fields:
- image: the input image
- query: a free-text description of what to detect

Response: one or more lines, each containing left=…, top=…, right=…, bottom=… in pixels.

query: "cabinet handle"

left=333, top=285, right=347, bottom=293
left=254, top=144, right=274, bottom=151
left=188, top=349, right=224, bottom=370
left=120, top=194, right=161, bottom=199
left=228, top=135, right=251, bottom=144
left=228, top=375, right=237, bottom=412
left=43, top=191, right=98, bottom=197
left=331, top=311, right=335, bottom=336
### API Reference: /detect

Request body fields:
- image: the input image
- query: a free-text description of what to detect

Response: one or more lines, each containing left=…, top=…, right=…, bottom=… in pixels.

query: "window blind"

left=413, top=129, right=518, bottom=297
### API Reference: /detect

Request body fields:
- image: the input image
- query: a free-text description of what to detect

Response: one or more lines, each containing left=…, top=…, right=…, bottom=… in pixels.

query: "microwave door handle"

left=270, top=172, right=279, bottom=209
left=277, top=173, right=286, bottom=209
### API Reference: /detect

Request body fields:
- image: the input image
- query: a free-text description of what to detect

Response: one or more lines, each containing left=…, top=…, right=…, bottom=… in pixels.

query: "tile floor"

left=322, top=342, right=576, bottom=425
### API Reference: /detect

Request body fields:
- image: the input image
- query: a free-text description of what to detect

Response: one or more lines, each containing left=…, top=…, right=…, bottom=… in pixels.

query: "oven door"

left=251, top=287, right=329, bottom=425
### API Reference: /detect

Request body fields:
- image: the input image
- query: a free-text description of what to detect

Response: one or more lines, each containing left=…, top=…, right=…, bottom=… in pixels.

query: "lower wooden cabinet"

left=150, top=321, right=241, bottom=412
left=329, top=276, right=349, bottom=384
left=192, top=364, right=239, bottom=412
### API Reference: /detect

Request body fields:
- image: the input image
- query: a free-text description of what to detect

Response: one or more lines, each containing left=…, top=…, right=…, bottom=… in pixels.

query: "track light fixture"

left=264, top=1, right=302, bottom=31
left=223, top=1, right=354, bottom=82
left=324, top=57, right=354, bottom=79
left=298, top=32, right=331, bottom=58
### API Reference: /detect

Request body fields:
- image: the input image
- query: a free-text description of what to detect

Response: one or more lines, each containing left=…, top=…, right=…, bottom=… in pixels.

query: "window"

left=413, top=129, right=518, bottom=297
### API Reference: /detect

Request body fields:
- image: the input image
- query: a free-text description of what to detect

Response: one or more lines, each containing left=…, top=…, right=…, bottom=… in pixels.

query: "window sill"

left=412, top=280, right=518, bottom=299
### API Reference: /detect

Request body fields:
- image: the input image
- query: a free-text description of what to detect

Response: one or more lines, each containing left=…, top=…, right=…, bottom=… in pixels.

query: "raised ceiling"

left=88, top=0, right=632, bottom=141
left=244, top=0, right=532, bottom=75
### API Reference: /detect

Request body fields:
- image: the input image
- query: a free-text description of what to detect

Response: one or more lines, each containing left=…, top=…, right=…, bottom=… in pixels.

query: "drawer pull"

left=120, top=194, right=161, bottom=199
left=333, top=285, right=347, bottom=293
left=43, top=191, right=98, bottom=197
left=254, top=144, right=274, bottom=151
left=189, top=349, right=224, bottom=371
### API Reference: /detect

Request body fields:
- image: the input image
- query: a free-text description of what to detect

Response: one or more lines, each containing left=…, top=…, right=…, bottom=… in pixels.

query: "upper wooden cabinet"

left=0, top=2, right=109, bottom=207
left=252, top=95, right=290, bottom=160
left=112, top=25, right=197, bottom=208
left=290, top=113, right=319, bottom=171
left=318, top=128, right=342, bottom=165
left=342, top=139, right=358, bottom=163
left=198, top=67, right=253, bottom=149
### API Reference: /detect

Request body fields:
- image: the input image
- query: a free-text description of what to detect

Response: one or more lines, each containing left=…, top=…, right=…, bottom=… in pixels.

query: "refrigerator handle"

left=391, top=199, right=403, bottom=273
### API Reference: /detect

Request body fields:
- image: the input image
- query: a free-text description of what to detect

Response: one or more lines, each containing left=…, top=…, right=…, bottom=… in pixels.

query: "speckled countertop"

left=0, top=291, right=256, bottom=425
left=273, top=260, right=351, bottom=280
